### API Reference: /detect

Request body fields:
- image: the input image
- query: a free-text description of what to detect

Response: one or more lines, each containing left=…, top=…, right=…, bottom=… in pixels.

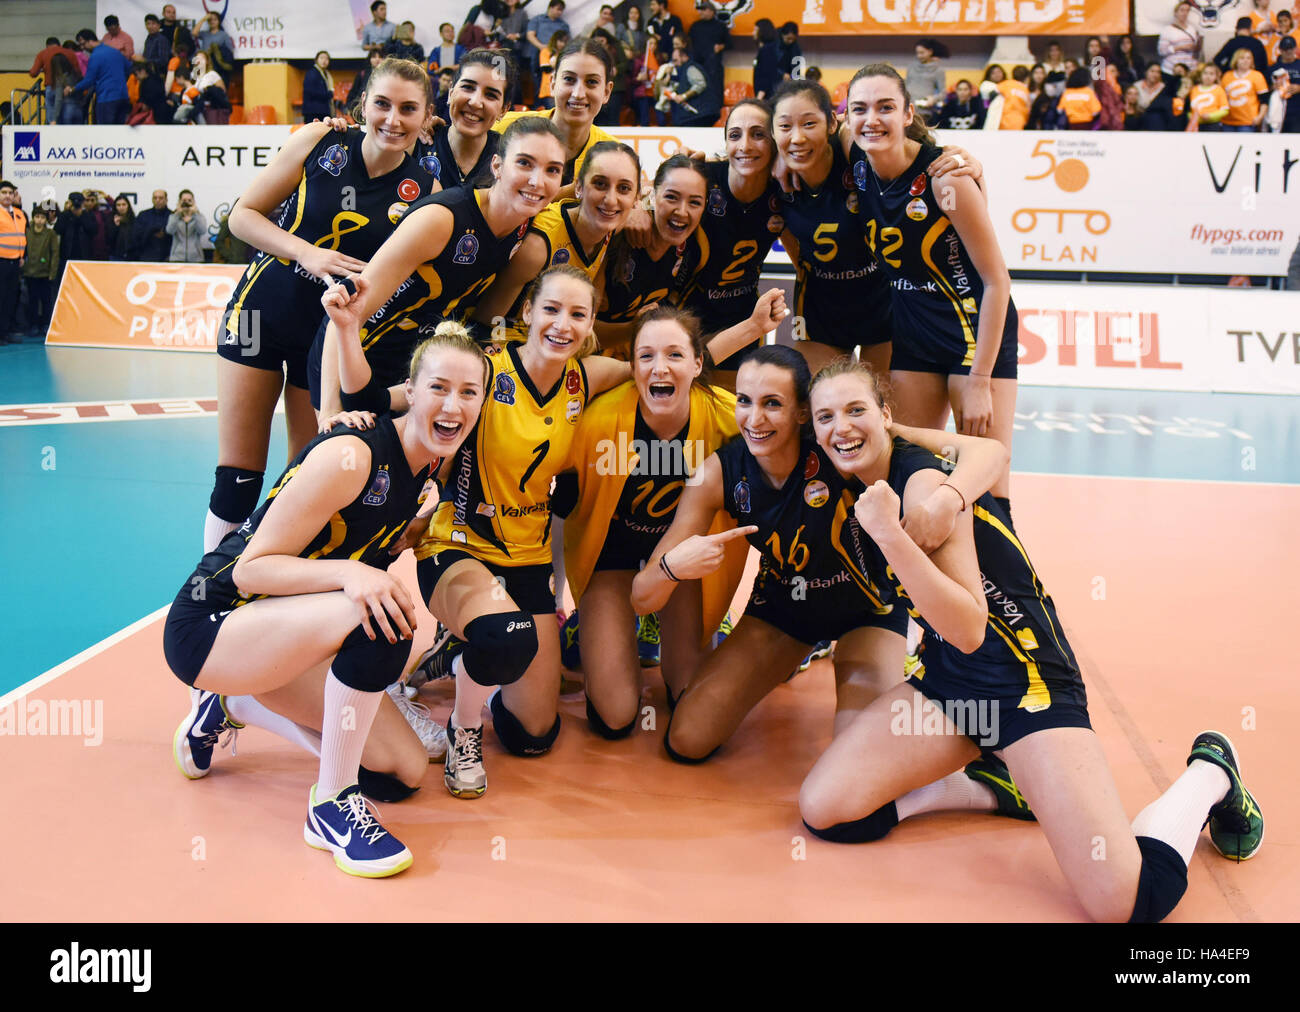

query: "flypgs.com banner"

left=724, top=0, right=1128, bottom=36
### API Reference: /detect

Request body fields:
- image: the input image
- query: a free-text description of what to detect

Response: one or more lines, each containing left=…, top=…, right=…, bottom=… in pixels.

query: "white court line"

left=0, top=605, right=170, bottom=711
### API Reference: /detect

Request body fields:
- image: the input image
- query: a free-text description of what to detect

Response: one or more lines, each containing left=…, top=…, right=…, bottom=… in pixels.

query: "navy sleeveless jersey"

left=413, top=127, right=500, bottom=190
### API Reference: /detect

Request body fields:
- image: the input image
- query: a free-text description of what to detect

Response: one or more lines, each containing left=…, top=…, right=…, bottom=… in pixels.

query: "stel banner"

left=4, top=126, right=1296, bottom=276
left=726, top=0, right=1128, bottom=35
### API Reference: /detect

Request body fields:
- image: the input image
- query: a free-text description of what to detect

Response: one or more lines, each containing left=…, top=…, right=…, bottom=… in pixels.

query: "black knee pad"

left=461, top=611, right=538, bottom=687
left=331, top=625, right=411, bottom=691
left=803, top=801, right=900, bottom=843
left=586, top=696, right=637, bottom=740
left=209, top=465, right=264, bottom=523
left=357, top=764, right=420, bottom=802
left=1128, top=836, right=1189, bottom=923
left=663, top=718, right=719, bottom=764
left=489, top=690, right=560, bottom=756
left=664, top=683, right=678, bottom=713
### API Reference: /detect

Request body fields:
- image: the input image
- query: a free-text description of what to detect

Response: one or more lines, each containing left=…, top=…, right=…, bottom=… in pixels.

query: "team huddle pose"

left=163, top=51, right=1262, bottom=918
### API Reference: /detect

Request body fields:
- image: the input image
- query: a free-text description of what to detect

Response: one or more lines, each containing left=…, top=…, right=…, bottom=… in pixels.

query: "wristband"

left=340, top=373, right=391, bottom=415
left=939, top=482, right=966, bottom=513
left=659, top=553, right=680, bottom=583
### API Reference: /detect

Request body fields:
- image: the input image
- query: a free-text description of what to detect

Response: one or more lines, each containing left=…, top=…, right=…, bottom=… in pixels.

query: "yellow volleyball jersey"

left=417, top=341, right=589, bottom=567
left=493, top=110, right=616, bottom=186
left=505, top=200, right=611, bottom=338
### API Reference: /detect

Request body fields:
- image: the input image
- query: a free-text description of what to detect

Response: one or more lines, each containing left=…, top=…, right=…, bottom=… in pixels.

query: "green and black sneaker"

left=1187, top=731, right=1263, bottom=862
left=964, top=755, right=1036, bottom=821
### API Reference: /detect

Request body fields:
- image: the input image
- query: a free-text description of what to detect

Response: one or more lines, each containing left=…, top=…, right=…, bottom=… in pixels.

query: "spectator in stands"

left=906, top=38, right=948, bottom=123
left=583, top=5, right=618, bottom=39
left=67, top=29, right=132, bottom=125
left=138, top=14, right=171, bottom=76
left=662, top=33, right=718, bottom=126
left=102, top=15, right=135, bottom=60
left=805, top=65, right=822, bottom=84
left=647, top=0, right=682, bottom=66
left=30, top=36, right=66, bottom=124
left=1215, top=17, right=1269, bottom=77
left=593, top=29, right=629, bottom=125
left=1249, top=0, right=1277, bottom=43
left=691, top=2, right=731, bottom=111
left=384, top=21, right=425, bottom=64
left=1221, top=49, right=1268, bottom=131
left=132, top=189, right=171, bottom=261
left=938, top=79, right=986, bottom=129
left=1094, top=61, right=1124, bottom=129
left=167, top=189, right=207, bottom=263
left=628, top=34, right=653, bottom=125
left=751, top=17, right=780, bottom=102
left=82, top=190, right=114, bottom=260
left=348, top=49, right=383, bottom=112
left=1122, top=85, right=1144, bottom=128
left=303, top=50, right=336, bottom=123
left=1113, top=35, right=1145, bottom=86
left=54, top=193, right=91, bottom=277
left=537, top=29, right=570, bottom=110
left=1042, top=40, right=1067, bottom=97
left=1268, top=12, right=1299, bottom=66
left=1189, top=62, right=1230, bottom=131
left=1025, top=62, right=1046, bottom=106
left=21, top=206, right=58, bottom=341
left=0, top=181, right=26, bottom=346
left=1270, top=36, right=1300, bottom=132
left=165, top=36, right=194, bottom=101
left=998, top=65, right=1031, bottom=129
left=778, top=22, right=801, bottom=82
left=1142, top=65, right=1189, bottom=129
left=433, top=66, right=455, bottom=122
left=1135, top=60, right=1166, bottom=112
left=980, top=63, right=1006, bottom=105
left=430, top=23, right=467, bottom=74
left=107, top=194, right=135, bottom=261
left=176, top=51, right=228, bottom=124
left=1159, top=2, right=1202, bottom=89
left=618, top=5, right=648, bottom=58
left=133, top=62, right=169, bottom=123
left=1060, top=66, right=1102, bottom=129
left=52, top=46, right=86, bottom=123
left=1083, top=35, right=1107, bottom=68
left=362, top=1, right=396, bottom=55
left=529, top=2, right=572, bottom=81
left=195, top=10, right=235, bottom=81
left=159, top=4, right=184, bottom=47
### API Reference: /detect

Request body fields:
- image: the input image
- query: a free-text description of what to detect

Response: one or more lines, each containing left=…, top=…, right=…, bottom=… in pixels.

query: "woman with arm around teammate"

left=630, top=345, right=1011, bottom=762
left=845, top=64, right=1019, bottom=524
left=203, top=58, right=437, bottom=554
left=799, top=361, right=1263, bottom=921
left=164, top=285, right=490, bottom=878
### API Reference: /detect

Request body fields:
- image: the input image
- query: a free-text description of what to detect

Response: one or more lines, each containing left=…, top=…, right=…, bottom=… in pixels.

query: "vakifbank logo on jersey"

left=13, top=132, right=40, bottom=161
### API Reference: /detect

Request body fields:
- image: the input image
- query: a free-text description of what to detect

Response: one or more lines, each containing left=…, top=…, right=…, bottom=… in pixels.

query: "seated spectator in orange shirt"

left=1267, top=10, right=1299, bottom=64
left=997, top=65, right=1031, bottom=129
left=1189, top=63, right=1230, bottom=130
left=1222, top=49, right=1270, bottom=130
left=1060, top=67, right=1102, bottom=128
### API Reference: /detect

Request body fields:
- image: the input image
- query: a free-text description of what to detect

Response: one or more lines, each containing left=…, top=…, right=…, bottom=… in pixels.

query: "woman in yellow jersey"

left=315, top=116, right=567, bottom=421
left=563, top=300, right=787, bottom=737
left=1189, top=62, right=1231, bottom=130
left=472, top=140, right=641, bottom=340
left=1223, top=49, right=1270, bottom=130
left=496, top=39, right=618, bottom=199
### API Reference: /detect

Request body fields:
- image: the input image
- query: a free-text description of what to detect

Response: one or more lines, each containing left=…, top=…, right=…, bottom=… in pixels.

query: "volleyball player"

left=165, top=286, right=490, bottom=878
left=313, top=116, right=569, bottom=420
left=596, top=154, right=709, bottom=355
left=413, top=49, right=510, bottom=189
left=472, top=140, right=641, bottom=339
left=630, top=345, right=1011, bottom=761
left=845, top=64, right=1018, bottom=521
left=203, top=58, right=437, bottom=554
left=800, top=361, right=1263, bottom=921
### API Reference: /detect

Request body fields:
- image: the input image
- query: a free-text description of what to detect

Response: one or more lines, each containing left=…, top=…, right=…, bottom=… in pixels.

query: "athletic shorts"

left=906, top=671, right=1092, bottom=752
left=416, top=550, right=555, bottom=616
left=163, top=578, right=234, bottom=686
left=591, top=522, right=668, bottom=574
left=217, top=310, right=314, bottom=391
left=889, top=305, right=1019, bottom=380
left=743, top=574, right=909, bottom=646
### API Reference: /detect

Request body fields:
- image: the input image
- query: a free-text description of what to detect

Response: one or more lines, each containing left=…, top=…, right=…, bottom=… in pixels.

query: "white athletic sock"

left=1130, top=759, right=1230, bottom=867
left=204, top=510, right=242, bottom=555
left=317, top=671, right=382, bottom=799
left=451, top=653, right=494, bottom=730
left=224, top=695, right=321, bottom=757
left=895, top=771, right=997, bottom=822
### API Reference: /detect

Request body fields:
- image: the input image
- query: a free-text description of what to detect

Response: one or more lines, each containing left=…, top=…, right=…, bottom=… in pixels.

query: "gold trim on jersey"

left=307, top=512, right=348, bottom=559
left=986, top=614, right=1052, bottom=710
left=919, top=216, right=977, bottom=367
left=829, top=490, right=894, bottom=613
left=226, top=170, right=310, bottom=336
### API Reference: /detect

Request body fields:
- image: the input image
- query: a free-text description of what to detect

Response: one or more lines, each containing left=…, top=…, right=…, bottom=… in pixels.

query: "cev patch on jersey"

left=363, top=467, right=391, bottom=507
left=453, top=232, right=480, bottom=265
left=319, top=143, right=347, bottom=176
left=419, top=154, right=441, bottom=177
left=733, top=477, right=751, bottom=513
left=552, top=247, right=571, bottom=265
left=708, top=187, right=727, bottom=216
left=494, top=372, right=516, bottom=405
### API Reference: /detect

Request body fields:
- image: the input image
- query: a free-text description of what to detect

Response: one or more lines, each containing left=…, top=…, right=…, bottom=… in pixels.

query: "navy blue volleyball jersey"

left=716, top=433, right=896, bottom=618
left=779, top=143, right=892, bottom=348
left=681, top=160, right=785, bottom=334
left=598, top=232, right=703, bottom=325
left=413, top=127, right=500, bottom=190
left=224, top=128, right=435, bottom=349
left=190, top=415, right=437, bottom=613
left=865, top=438, right=1083, bottom=711
left=851, top=144, right=1017, bottom=369
left=601, top=410, right=690, bottom=561
left=358, top=186, right=531, bottom=386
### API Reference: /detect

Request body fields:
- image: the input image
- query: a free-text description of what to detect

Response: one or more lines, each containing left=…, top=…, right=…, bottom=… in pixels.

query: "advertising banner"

left=725, top=0, right=1129, bottom=36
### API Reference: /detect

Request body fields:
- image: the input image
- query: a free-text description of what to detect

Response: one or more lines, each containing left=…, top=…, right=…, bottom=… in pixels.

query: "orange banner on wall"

left=727, top=0, right=1129, bottom=36
left=47, top=261, right=245, bottom=351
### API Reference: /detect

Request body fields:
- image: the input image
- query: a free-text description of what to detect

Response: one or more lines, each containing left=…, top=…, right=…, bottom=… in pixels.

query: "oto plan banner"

left=725, top=0, right=1128, bottom=36
left=47, top=262, right=246, bottom=351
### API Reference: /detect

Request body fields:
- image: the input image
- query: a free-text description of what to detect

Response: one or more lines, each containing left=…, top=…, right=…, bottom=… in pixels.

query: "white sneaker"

left=445, top=721, right=487, bottom=799
left=385, top=682, right=448, bottom=761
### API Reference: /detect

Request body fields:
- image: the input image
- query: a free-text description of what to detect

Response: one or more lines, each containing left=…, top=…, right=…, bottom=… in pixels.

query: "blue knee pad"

left=209, top=465, right=263, bottom=524
left=586, top=696, right=637, bottom=740
left=803, top=802, right=900, bottom=843
left=331, top=624, right=411, bottom=691
left=357, top=764, right=420, bottom=802
left=489, top=691, right=560, bottom=756
left=462, top=611, right=537, bottom=687
left=1128, top=836, right=1189, bottom=923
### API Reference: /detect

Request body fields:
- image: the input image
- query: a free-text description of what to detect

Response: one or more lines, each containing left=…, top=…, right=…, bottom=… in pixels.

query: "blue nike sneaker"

left=304, top=783, right=413, bottom=878
left=173, top=688, right=243, bottom=780
left=560, top=609, right=581, bottom=671
left=711, top=611, right=735, bottom=650
left=791, top=640, right=833, bottom=678
left=637, top=611, right=661, bottom=668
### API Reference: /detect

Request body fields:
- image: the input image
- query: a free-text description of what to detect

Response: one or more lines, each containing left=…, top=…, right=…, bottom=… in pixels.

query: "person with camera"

left=167, top=190, right=207, bottom=263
